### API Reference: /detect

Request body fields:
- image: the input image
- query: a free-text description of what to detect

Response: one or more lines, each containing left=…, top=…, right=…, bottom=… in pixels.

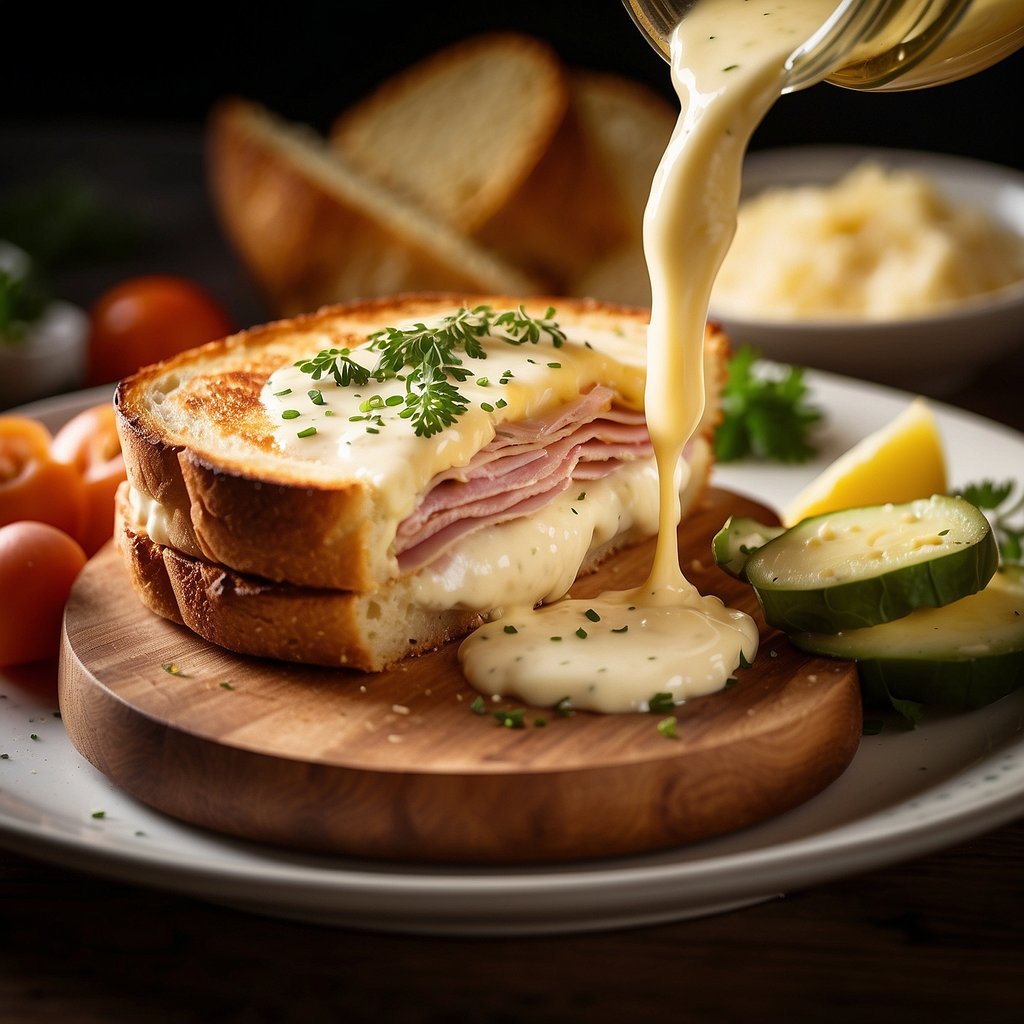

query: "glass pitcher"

left=624, top=0, right=1024, bottom=92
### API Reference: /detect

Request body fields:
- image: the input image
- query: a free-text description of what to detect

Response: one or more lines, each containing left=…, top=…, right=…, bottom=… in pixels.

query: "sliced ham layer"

left=395, top=386, right=652, bottom=572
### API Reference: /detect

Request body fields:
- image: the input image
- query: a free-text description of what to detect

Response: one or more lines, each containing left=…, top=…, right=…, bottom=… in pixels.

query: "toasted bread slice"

left=116, top=459, right=711, bottom=672
left=115, top=294, right=727, bottom=598
left=330, top=33, right=569, bottom=232
left=115, top=483, right=484, bottom=670
left=571, top=71, right=677, bottom=231
left=328, top=33, right=631, bottom=290
left=567, top=71, right=678, bottom=307
left=206, top=97, right=546, bottom=317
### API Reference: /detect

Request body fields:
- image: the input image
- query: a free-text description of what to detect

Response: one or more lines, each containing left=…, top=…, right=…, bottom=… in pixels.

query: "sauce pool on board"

left=458, top=0, right=842, bottom=713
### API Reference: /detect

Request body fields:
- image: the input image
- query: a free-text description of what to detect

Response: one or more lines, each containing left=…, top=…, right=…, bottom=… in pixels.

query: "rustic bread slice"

left=328, top=33, right=631, bottom=290
left=116, top=456, right=712, bottom=673
left=330, top=33, right=568, bottom=231
left=206, top=97, right=547, bottom=318
left=571, top=71, right=677, bottom=231
left=115, top=483, right=484, bottom=671
left=115, top=293, right=728, bottom=597
left=567, top=71, right=678, bottom=307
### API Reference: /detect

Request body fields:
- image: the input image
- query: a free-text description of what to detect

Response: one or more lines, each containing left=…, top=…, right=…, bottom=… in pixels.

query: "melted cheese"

left=459, top=0, right=845, bottom=712
left=411, top=457, right=665, bottom=612
left=261, top=320, right=645, bottom=522
left=124, top=446, right=708, bottom=622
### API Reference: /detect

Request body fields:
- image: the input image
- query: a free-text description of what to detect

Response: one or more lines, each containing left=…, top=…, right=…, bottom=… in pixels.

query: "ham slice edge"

left=395, top=386, right=653, bottom=573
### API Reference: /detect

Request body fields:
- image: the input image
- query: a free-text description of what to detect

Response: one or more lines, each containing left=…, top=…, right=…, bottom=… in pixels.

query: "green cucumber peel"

left=711, top=515, right=786, bottom=581
left=791, top=565, right=1024, bottom=719
left=744, top=495, right=998, bottom=634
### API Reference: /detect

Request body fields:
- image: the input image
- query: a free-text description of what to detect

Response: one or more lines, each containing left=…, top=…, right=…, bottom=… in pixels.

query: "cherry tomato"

left=85, top=274, right=234, bottom=386
left=0, top=416, right=86, bottom=539
left=51, top=403, right=127, bottom=556
left=0, top=521, right=87, bottom=665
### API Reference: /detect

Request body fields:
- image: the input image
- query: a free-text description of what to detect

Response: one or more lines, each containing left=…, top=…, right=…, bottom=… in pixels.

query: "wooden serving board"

left=58, top=488, right=862, bottom=864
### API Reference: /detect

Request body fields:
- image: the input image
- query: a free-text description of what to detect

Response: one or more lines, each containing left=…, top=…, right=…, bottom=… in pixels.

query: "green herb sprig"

left=294, top=347, right=371, bottom=388
left=294, top=305, right=566, bottom=438
left=648, top=692, right=675, bottom=714
left=714, top=345, right=822, bottom=463
left=955, top=479, right=1024, bottom=564
left=398, top=361, right=469, bottom=438
left=0, top=267, right=50, bottom=345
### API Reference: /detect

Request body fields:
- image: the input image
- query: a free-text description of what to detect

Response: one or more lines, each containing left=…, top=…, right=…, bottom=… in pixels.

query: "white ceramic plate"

left=709, top=146, right=1024, bottom=393
left=1, top=377, right=1022, bottom=936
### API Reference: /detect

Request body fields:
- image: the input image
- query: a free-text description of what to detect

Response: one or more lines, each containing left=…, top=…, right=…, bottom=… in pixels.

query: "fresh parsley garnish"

left=648, top=692, right=675, bottom=714
left=714, top=345, right=822, bottom=463
left=0, top=267, right=50, bottom=345
left=493, top=707, right=527, bottom=729
left=369, top=305, right=491, bottom=376
left=294, top=305, right=566, bottom=438
left=657, top=716, right=679, bottom=739
left=396, top=362, right=469, bottom=437
left=491, top=306, right=566, bottom=348
left=294, top=347, right=371, bottom=387
left=955, top=479, right=1024, bottom=564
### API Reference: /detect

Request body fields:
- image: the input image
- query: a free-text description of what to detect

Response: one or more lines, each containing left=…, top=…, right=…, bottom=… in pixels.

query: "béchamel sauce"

left=458, top=0, right=842, bottom=712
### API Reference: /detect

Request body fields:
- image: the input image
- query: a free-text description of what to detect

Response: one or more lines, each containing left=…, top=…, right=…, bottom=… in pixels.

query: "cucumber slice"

left=744, top=495, right=998, bottom=633
left=711, top=515, right=786, bottom=580
left=790, top=566, right=1024, bottom=710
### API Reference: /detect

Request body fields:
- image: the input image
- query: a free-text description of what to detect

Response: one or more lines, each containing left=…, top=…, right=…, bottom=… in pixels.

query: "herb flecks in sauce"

left=292, top=305, right=567, bottom=438
left=458, top=0, right=845, bottom=713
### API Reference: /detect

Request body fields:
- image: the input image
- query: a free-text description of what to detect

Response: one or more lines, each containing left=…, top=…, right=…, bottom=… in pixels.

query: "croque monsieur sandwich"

left=114, top=294, right=728, bottom=670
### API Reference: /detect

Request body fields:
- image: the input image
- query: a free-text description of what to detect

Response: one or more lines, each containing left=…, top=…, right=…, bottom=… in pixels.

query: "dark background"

left=6, top=1, right=1023, bottom=167
left=2, top=1, right=1022, bottom=334
left=2, top=11, right=1023, bottom=1017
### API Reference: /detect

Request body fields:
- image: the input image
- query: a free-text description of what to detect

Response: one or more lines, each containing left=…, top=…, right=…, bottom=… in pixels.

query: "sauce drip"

left=459, top=0, right=841, bottom=713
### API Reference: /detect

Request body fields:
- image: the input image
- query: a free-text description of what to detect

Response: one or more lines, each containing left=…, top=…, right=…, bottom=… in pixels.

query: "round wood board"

left=58, top=488, right=862, bottom=864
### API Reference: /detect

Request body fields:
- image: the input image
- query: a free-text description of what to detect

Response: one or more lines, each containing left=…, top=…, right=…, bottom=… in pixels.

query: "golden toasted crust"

left=115, top=294, right=728, bottom=594
left=330, top=33, right=569, bottom=231
left=115, top=431, right=715, bottom=672
left=327, top=33, right=631, bottom=290
left=115, top=305, right=383, bottom=589
left=206, top=97, right=547, bottom=318
left=116, top=484, right=482, bottom=671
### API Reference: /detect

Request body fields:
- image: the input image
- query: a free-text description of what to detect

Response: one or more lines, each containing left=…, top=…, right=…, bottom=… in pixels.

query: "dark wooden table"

left=1, top=123, right=1022, bottom=1024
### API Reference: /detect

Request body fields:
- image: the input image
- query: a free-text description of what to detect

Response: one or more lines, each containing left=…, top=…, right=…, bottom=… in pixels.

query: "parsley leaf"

left=399, top=363, right=469, bottom=438
left=0, top=266, right=50, bottom=344
left=294, top=347, right=371, bottom=388
left=294, top=305, right=567, bottom=439
left=954, top=478, right=1024, bottom=564
left=714, top=345, right=822, bottom=463
left=648, top=692, right=675, bottom=714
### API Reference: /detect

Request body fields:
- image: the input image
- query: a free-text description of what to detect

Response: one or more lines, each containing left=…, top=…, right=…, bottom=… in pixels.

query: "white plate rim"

left=2, top=375, right=1023, bottom=936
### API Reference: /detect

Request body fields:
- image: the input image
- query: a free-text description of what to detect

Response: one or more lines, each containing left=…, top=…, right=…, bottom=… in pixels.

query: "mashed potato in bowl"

left=711, top=160, right=1024, bottom=321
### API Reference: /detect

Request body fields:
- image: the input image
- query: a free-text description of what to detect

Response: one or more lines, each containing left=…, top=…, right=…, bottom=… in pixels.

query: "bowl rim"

left=708, top=144, right=1024, bottom=330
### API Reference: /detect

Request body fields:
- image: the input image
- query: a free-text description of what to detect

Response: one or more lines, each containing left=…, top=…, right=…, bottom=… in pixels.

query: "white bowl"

left=0, top=300, right=89, bottom=409
left=0, top=241, right=89, bottom=409
left=707, top=146, right=1024, bottom=395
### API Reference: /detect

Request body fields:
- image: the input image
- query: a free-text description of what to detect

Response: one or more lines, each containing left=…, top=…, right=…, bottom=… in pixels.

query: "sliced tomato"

left=0, top=416, right=86, bottom=539
left=51, top=403, right=127, bottom=556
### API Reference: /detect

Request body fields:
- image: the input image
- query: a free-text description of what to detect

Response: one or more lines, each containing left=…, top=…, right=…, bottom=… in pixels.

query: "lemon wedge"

left=781, top=397, right=948, bottom=527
